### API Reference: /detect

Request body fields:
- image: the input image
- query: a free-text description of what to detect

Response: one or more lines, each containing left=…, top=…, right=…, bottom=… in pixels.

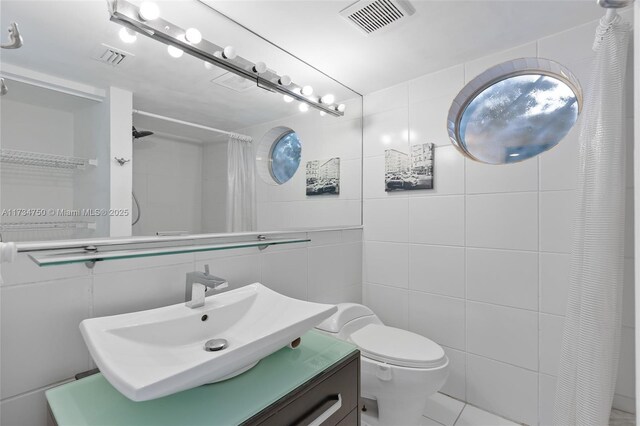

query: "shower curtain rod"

left=132, top=109, right=252, bottom=142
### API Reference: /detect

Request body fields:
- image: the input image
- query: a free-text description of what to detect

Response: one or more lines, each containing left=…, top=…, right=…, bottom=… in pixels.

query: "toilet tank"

left=316, top=303, right=376, bottom=333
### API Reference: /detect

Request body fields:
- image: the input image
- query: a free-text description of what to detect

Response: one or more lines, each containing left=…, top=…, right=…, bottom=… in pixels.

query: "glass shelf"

left=28, top=237, right=310, bottom=267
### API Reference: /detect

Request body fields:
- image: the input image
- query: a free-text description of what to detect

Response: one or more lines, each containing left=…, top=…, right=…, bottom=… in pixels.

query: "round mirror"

left=447, top=58, right=582, bottom=164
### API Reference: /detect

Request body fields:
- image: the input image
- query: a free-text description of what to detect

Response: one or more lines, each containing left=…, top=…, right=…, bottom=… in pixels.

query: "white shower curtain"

left=226, top=135, right=256, bottom=232
left=553, top=13, right=631, bottom=426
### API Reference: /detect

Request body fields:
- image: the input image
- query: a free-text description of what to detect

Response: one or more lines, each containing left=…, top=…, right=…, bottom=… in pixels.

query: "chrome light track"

left=108, top=0, right=343, bottom=117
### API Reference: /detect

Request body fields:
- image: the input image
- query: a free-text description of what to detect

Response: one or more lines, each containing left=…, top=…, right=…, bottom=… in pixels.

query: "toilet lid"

left=349, top=324, right=447, bottom=368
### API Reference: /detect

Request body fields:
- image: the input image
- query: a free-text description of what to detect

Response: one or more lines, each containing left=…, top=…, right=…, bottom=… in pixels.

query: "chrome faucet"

left=185, top=265, right=228, bottom=308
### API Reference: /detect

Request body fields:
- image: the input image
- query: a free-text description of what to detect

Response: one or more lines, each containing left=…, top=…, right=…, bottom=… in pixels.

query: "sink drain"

left=204, top=338, right=228, bottom=352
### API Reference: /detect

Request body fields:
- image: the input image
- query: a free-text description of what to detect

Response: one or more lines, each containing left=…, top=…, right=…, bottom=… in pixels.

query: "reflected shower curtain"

left=226, top=135, right=256, bottom=232
left=553, top=13, right=631, bottom=426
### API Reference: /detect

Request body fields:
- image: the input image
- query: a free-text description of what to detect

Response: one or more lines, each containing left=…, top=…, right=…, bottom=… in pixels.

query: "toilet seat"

left=349, top=324, right=447, bottom=369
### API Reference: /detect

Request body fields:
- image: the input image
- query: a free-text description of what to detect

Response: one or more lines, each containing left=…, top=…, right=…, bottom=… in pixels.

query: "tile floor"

left=422, top=393, right=517, bottom=426
left=422, top=393, right=636, bottom=426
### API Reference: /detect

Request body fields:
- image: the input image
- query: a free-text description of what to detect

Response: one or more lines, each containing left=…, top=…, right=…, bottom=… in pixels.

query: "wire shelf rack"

left=0, top=221, right=96, bottom=232
left=0, top=149, right=97, bottom=170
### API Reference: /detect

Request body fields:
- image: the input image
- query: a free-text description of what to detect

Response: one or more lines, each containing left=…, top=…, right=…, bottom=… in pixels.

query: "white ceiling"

left=207, top=0, right=606, bottom=94
left=0, top=0, right=357, bottom=136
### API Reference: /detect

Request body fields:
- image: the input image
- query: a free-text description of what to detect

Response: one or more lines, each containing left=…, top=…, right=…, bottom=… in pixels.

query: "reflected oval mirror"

left=447, top=58, right=582, bottom=164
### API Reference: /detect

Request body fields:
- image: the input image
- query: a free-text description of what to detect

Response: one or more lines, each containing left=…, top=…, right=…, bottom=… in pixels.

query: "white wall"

left=238, top=97, right=363, bottom=231
left=0, top=87, right=109, bottom=240
left=0, top=228, right=362, bottom=426
left=361, top=14, right=634, bottom=426
left=132, top=136, right=204, bottom=235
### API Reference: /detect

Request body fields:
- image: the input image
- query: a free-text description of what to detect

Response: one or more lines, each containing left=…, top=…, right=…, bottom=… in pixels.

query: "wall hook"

left=114, top=157, right=130, bottom=166
left=1, top=23, right=23, bottom=49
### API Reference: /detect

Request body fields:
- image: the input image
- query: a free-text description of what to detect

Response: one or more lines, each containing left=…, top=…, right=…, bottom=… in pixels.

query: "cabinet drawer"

left=249, top=354, right=359, bottom=426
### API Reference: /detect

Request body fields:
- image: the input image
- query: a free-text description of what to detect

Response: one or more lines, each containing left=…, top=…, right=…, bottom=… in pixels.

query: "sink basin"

left=79, top=283, right=337, bottom=401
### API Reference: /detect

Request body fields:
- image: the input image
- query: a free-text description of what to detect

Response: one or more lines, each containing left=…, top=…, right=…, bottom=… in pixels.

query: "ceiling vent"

left=93, top=44, right=132, bottom=66
left=340, top=0, right=415, bottom=35
left=211, top=72, right=256, bottom=92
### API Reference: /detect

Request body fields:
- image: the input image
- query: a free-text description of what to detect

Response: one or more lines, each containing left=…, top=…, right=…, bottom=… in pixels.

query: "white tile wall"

left=363, top=198, right=409, bottom=242
left=466, top=248, right=538, bottom=310
left=0, top=229, right=362, bottom=424
left=539, top=191, right=575, bottom=254
left=466, top=192, right=538, bottom=251
left=441, top=346, right=467, bottom=401
left=466, top=301, right=538, bottom=370
left=409, top=292, right=466, bottom=351
left=465, top=159, right=538, bottom=194
left=362, top=13, right=635, bottom=425
left=409, top=196, right=465, bottom=246
left=466, top=354, right=538, bottom=426
left=409, top=245, right=465, bottom=298
left=539, top=313, right=564, bottom=376
left=363, top=282, right=409, bottom=329
left=539, top=253, right=570, bottom=316
left=364, top=242, right=408, bottom=288
left=0, top=278, right=91, bottom=399
left=538, top=374, right=557, bottom=426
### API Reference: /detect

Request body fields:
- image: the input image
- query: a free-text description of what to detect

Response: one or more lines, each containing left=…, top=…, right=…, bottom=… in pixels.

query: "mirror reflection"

left=0, top=0, right=363, bottom=241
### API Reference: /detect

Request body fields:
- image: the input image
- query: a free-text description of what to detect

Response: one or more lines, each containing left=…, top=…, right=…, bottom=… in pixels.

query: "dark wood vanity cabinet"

left=244, top=351, right=360, bottom=426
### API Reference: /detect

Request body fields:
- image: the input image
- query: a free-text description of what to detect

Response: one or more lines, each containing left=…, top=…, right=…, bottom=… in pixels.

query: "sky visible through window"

left=459, top=74, right=578, bottom=164
left=270, top=132, right=302, bottom=184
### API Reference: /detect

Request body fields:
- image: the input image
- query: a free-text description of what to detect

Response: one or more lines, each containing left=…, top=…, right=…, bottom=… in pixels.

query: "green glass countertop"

left=46, top=330, right=357, bottom=426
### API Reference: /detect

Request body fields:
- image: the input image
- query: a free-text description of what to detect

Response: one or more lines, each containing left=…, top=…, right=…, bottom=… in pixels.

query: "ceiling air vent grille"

left=93, top=44, right=132, bottom=66
left=340, top=0, right=415, bottom=35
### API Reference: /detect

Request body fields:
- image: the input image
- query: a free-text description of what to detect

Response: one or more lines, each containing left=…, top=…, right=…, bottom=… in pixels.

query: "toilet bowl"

left=316, top=303, right=449, bottom=426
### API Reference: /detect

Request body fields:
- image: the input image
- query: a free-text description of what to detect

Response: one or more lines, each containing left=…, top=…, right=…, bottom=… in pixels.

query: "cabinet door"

left=251, top=355, right=359, bottom=426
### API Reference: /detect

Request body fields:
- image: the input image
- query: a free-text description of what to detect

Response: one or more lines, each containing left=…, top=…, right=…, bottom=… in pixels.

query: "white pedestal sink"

left=80, top=283, right=337, bottom=401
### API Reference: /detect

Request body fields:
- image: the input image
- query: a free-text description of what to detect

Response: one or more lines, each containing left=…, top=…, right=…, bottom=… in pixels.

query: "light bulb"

left=185, top=28, right=202, bottom=44
left=319, top=111, right=327, bottom=117
left=337, top=104, right=346, bottom=112
left=139, top=2, right=160, bottom=20
left=167, top=45, right=183, bottom=58
left=299, top=103, right=309, bottom=112
left=283, top=95, right=294, bottom=103
left=253, top=61, right=267, bottom=73
left=320, top=94, right=335, bottom=105
left=119, top=27, right=137, bottom=43
left=222, top=46, right=236, bottom=60
left=301, top=85, right=313, bottom=96
left=204, top=61, right=214, bottom=70
left=279, top=75, right=291, bottom=86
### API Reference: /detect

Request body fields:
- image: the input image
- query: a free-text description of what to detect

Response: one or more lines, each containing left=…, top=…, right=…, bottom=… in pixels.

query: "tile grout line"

left=452, top=403, right=467, bottom=426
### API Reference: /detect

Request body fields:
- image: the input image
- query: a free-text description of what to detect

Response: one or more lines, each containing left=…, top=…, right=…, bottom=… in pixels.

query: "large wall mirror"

left=0, top=0, right=363, bottom=242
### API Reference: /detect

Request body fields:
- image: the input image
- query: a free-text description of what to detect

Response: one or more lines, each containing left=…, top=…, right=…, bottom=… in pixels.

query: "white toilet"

left=316, top=303, right=449, bottom=426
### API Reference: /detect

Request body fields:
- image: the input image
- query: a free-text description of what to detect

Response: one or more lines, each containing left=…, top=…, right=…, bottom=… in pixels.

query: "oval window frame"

left=447, top=58, right=583, bottom=164
left=256, top=126, right=302, bottom=185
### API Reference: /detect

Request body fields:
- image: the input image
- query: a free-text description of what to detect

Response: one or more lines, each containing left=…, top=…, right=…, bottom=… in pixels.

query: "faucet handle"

left=204, top=264, right=210, bottom=276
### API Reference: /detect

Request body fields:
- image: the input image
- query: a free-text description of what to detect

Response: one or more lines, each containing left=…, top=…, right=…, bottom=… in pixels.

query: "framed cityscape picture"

left=384, top=143, right=434, bottom=191
left=306, top=157, right=340, bottom=196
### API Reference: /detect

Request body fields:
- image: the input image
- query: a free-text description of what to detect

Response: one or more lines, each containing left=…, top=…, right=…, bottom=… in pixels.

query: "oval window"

left=256, top=126, right=302, bottom=185
left=447, top=58, right=582, bottom=164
